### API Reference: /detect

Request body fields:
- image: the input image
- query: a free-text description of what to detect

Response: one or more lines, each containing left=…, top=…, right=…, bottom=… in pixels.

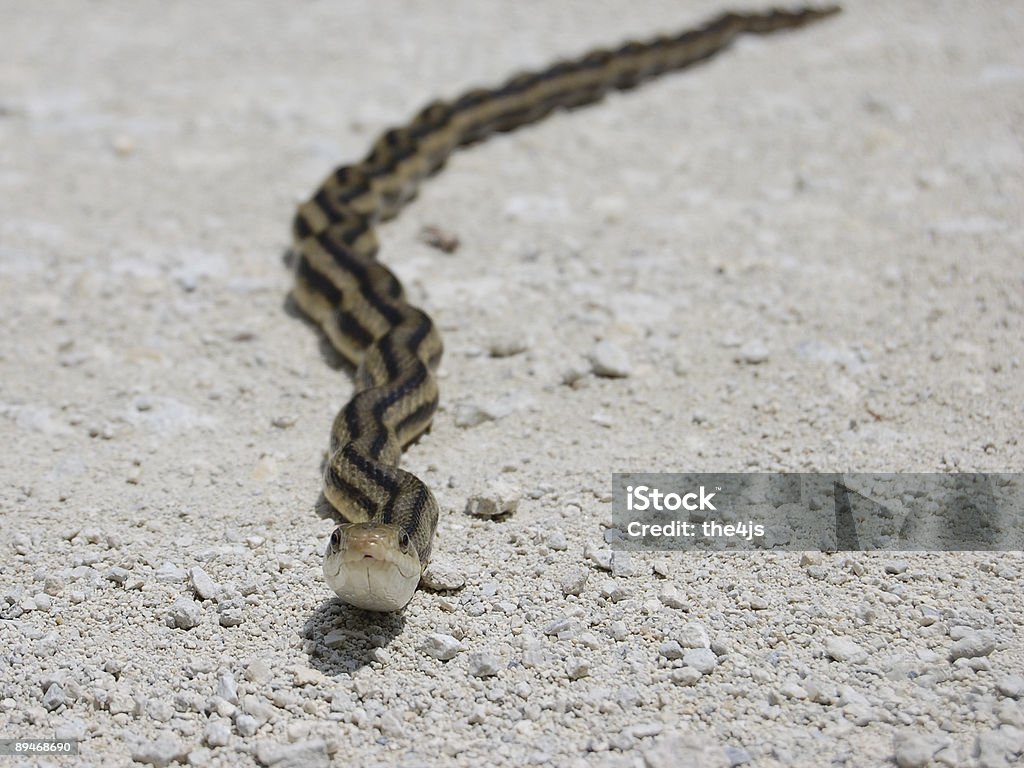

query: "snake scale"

left=290, top=6, right=840, bottom=611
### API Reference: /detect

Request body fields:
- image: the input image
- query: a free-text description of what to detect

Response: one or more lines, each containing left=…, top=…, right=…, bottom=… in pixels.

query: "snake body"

left=290, top=6, right=840, bottom=611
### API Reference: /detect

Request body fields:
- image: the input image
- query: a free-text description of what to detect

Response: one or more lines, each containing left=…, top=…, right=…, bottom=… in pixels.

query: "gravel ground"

left=2, top=1, right=1023, bottom=766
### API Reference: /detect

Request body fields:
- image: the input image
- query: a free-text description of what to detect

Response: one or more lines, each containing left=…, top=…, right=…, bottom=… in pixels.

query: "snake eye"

left=329, top=529, right=341, bottom=550
left=399, top=531, right=411, bottom=552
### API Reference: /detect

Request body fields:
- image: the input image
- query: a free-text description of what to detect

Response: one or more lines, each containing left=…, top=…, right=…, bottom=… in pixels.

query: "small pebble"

left=560, top=568, right=589, bottom=596
left=672, top=667, right=702, bottom=686
left=253, top=739, right=328, bottom=768
left=204, top=720, right=231, bottom=748
left=464, top=479, right=521, bottom=517
left=658, top=583, right=687, bottom=610
left=467, top=652, right=501, bottom=678
left=893, top=733, right=944, bottom=768
left=682, top=648, right=717, bottom=675
left=996, top=674, right=1024, bottom=699
left=488, top=333, right=528, bottom=358
left=190, top=566, right=220, bottom=601
left=106, top=567, right=130, bottom=585
left=155, top=563, right=187, bottom=583
left=949, top=632, right=995, bottom=661
left=566, top=657, right=590, bottom=680
left=589, top=340, right=632, bottom=378
left=418, top=224, right=460, bottom=254
left=678, top=622, right=710, bottom=649
left=644, top=734, right=729, bottom=768
left=420, top=559, right=466, bottom=591
left=545, top=531, right=568, bottom=551
left=826, top=637, right=867, bottom=663
left=599, top=581, right=632, bottom=603
left=421, top=634, right=466, bottom=661
left=130, top=733, right=187, bottom=768
left=165, top=596, right=202, bottom=630
left=54, top=718, right=87, bottom=740
left=234, top=714, right=259, bottom=737
left=659, top=641, right=685, bottom=660
left=735, top=339, right=770, bottom=364
left=245, top=660, right=273, bottom=684
left=543, top=617, right=574, bottom=636
left=42, top=683, right=65, bottom=711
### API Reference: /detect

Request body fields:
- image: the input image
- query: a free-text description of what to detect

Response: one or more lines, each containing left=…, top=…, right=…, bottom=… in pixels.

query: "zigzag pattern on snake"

left=290, top=6, right=840, bottom=611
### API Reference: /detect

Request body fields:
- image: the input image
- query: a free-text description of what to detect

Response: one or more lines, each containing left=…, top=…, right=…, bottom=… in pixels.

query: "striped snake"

left=290, top=6, right=840, bottom=611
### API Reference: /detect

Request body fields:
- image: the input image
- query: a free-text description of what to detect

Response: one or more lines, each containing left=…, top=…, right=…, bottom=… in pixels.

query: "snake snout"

left=322, top=522, right=422, bottom=611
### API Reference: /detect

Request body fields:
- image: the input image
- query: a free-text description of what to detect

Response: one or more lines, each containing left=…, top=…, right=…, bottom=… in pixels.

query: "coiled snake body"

left=290, top=6, right=839, bottom=611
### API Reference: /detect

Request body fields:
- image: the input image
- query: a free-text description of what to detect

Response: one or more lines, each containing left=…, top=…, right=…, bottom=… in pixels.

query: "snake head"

left=323, top=522, right=421, bottom=611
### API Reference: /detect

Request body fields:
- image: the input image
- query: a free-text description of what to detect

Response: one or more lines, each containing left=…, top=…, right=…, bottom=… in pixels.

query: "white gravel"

left=2, top=1, right=1023, bottom=766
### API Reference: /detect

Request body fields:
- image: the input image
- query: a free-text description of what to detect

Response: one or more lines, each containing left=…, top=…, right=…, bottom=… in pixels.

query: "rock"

left=109, top=690, right=137, bottom=716
left=420, top=559, right=466, bottom=591
left=800, top=552, right=823, bottom=566
left=949, top=632, right=995, bottom=661
left=418, top=224, right=461, bottom=254
left=826, top=637, right=867, bottom=663
left=377, top=711, right=403, bottom=738
left=54, top=718, right=87, bottom=741
left=189, top=567, right=220, bottom=600
left=487, top=333, right=528, bottom=358
left=589, top=340, right=632, bottom=378
left=735, top=340, right=770, bottom=364
left=610, top=551, right=635, bottom=577
left=659, top=641, right=685, bottom=660
left=106, top=567, right=130, bottom=584
left=682, top=648, right=717, bottom=675
left=467, top=652, right=501, bottom=678
left=254, top=739, right=329, bottom=768
left=235, top=714, right=259, bottom=737
left=658, top=583, right=687, bottom=610
left=893, top=733, right=945, bottom=768
left=545, top=531, right=568, bottom=551
left=778, top=681, right=808, bottom=700
left=464, top=479, right=521, bottom=517
left=566, top=657, right=590, bottom=680
left=974, top=726, right=1024, bottom=768
left=155, top=563, right=187, bottom=583
left=672, top=667, right=702, bottom=686
left=130, top=733, right=188, bottom=767
left=42, top=683, right=65, bottom=711
left=245, top=659, right=272, bottom=684
left=997, top=674, right=1024, bottom=699
left=421, top=634, right=465, bottom=661
left=147, top=700, right=174, bottom=722
left=205, top=720, right=231, bottom=748
left=678, top=622, right=710, bottom=649
left=643, top=734, right=729, bottom=768
left=560, top=568, right=589, bottom=596
left=587, top=547, right=613, bottom=571
left=165, top=596, right=202, bottom=630
left=217, top=673, right=238, bottom=704
left=291, top=667, right=324, bottom=687
left=543, top=617, right=574, bottom=637
left=600, top=581, right=632, bottom=603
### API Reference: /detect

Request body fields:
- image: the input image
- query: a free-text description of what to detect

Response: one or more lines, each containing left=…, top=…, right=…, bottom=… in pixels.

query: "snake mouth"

left=323, top=523, right=420, bottom=611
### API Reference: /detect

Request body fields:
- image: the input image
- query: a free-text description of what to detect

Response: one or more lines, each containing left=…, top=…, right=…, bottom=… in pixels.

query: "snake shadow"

left=301, top=597, right=407, bottom=677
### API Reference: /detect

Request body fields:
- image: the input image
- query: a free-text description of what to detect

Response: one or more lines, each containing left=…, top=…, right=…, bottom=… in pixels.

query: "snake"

left=289, top=5, right=840, bottom=611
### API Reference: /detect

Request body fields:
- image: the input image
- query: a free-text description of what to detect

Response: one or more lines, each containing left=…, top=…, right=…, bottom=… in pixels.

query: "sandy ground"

left=2, top=1, right=1023, bottom=766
